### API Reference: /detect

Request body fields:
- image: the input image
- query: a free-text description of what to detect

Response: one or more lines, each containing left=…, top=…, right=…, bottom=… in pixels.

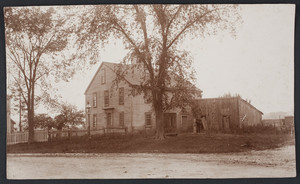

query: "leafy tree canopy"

left=75, top=5, right=241, bottom=139
left=34, top=103, right=85, bottom=130
left=54, top=103, right=85, bottom=130
left=5, top=6, right=86, bottom=142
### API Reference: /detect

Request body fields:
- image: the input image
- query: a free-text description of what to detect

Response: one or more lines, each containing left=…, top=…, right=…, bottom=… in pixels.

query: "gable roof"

left=239, top=97, right=264, bottom=115
left=197, top=97, right=263, bottom=115
left=85, top=61, right=146, bottom=95
left=84, top=61, right=203, bottom=95
left=84, top=62, right=116, bottom=95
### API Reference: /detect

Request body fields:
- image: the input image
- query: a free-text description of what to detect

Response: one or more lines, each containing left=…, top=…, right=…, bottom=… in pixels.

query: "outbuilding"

left=194, top=97, right=263, bottom=132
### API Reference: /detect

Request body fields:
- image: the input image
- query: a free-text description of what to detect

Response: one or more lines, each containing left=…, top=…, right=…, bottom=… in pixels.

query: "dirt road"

left=7, top=145, right=296, bottom=179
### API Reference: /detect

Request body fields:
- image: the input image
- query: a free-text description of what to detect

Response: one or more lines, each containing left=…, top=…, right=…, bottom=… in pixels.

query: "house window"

left=119, top=112, right=124, bottom=127
left=119, top=87, right=124, bottom=105
left=145, top=112, right=151, bottom=126
left=93, top=93, right=97, bottom=107
left=104, top=90, right=109, bottom=107
left=93, top=114, right=97, bottom=128
left=101, top=68, right=106, bottom=84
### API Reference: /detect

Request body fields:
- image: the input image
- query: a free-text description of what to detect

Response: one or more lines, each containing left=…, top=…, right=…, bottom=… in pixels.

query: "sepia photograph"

left=4, top=3, right=296, bottom=179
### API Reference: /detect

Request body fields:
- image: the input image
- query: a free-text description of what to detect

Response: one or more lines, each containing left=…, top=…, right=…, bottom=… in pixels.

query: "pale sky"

left=15, top=4, right=295, bottom=116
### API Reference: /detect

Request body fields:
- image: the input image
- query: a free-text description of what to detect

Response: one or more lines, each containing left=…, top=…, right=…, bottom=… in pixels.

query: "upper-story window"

left=101, top=68, right=106, bottom=84
left=93, top=92, right=97, bottom=107
left=104, top=90, right=109, bottom=107
left=119, top=87, right=124, bottom=105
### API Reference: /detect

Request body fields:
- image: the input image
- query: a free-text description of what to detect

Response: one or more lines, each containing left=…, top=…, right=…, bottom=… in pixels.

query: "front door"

left=164, top=113, right=177, bottom=133
left=181, top=115, right=188, bottom=130
left=107, top=113, right=112, bottom=127
left=222, top=115, right=230, bottom=131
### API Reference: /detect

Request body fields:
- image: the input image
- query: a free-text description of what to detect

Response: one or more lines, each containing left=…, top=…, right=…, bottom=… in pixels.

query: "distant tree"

left=219, top=92, right=241, bottom=98
left=54, top=103, right=85, bottom=130
left=34, top=114, right=55, bottom=130
left=219, top=93, right=251, bottom=104
left=76, top=5, right=241, bottom=139
left=11, top=87, right=27, bottom=132
left=5, top=7, right=79, bottom=143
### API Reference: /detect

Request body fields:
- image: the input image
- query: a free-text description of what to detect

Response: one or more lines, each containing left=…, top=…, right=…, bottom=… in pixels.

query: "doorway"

left=181, top=115, right=188, bottom=129
left=164, top=113, right=177, bottom=133
left=107, top=112, right=112, bottom=127
left=222, top=115, right=230, bottom=131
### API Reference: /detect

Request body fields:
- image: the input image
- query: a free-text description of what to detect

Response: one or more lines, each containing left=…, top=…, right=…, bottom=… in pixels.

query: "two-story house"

left=84, top=62, right=200, bottom=133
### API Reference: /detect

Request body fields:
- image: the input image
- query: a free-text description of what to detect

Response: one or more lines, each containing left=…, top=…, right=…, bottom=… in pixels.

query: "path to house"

left=7, top=145, right=296, bottom=179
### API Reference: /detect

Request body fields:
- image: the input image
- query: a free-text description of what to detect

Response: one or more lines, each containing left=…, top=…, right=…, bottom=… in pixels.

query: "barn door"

left=222, top=115, right=230, bottom=131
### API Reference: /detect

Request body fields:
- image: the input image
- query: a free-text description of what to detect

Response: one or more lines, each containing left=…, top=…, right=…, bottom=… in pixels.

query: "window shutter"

left=119, top=112, right=124, bottom=127
left=104, top=90, right=109, bottom=107
left=145, top=112, right=151, bottom=126
left=93, top=93, right=97, bottom=107
left=93, top=114, right=97, bottom=128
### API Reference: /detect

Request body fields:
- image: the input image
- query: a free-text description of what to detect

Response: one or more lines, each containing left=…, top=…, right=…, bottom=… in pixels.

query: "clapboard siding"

left=85, top=62, right=195, bottom=132
left=195, top=97, right=263, bottom=132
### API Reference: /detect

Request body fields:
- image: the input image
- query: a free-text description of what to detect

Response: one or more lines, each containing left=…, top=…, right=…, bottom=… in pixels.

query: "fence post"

left=68, top=130, right=71, bottom=140
left=48, top=129, right=50, bottom=142
left=14, top=133, right=16, bottom=144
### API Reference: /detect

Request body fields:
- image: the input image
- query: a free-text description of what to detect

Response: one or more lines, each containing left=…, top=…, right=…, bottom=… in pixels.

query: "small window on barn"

left=145, top=112, right=151, bottom=126
left=104, top=90, right=109, bottom=107
left=119, top=87, right=124, bottom=105
left=93, top=114, right=97, bottom=128
left=101, top=68, right=106, bottom=84
left=93, top=93, right=97, bottom=108
left=119, top=111, right=124, bottom=127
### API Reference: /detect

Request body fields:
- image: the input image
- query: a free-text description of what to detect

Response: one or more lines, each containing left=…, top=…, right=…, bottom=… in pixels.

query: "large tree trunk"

left=27, top=84, right=35, bottom=144
left=19, top=94, right=22, bottom=132
left=27, top=108, right=34, bottom=143
left=154, top=91, right=165, bottom=140
left=155, top=109, right=165, bottom=140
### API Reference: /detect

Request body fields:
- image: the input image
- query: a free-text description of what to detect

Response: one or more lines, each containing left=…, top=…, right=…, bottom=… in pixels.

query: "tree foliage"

left=5, top=7, right=78, bottom=142
left=219, top=92, right=251, bottom=104
left=34, top=114, right=55, bottom=130
left=76, top=5, right=241, bottom=139
left=54, top=103, right=85, bottom=130
left=34, top=104, right=85, bottom=130
left=219, top=92, right=242, bottom=98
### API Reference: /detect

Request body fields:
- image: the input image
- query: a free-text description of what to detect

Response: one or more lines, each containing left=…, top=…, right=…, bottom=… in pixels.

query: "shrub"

left=236, top=124, right=290, bottom=135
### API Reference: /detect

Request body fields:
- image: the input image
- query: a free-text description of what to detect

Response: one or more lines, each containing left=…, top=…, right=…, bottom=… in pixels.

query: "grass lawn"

left=7, top=133, right=295, bottom=154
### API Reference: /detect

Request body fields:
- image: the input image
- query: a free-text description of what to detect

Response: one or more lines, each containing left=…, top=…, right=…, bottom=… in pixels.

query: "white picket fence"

left=7, top=130, right=48, bottom=145
left=48, top=129, right=106, bottom=140
left=7, top=127, right=127, bottom=145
